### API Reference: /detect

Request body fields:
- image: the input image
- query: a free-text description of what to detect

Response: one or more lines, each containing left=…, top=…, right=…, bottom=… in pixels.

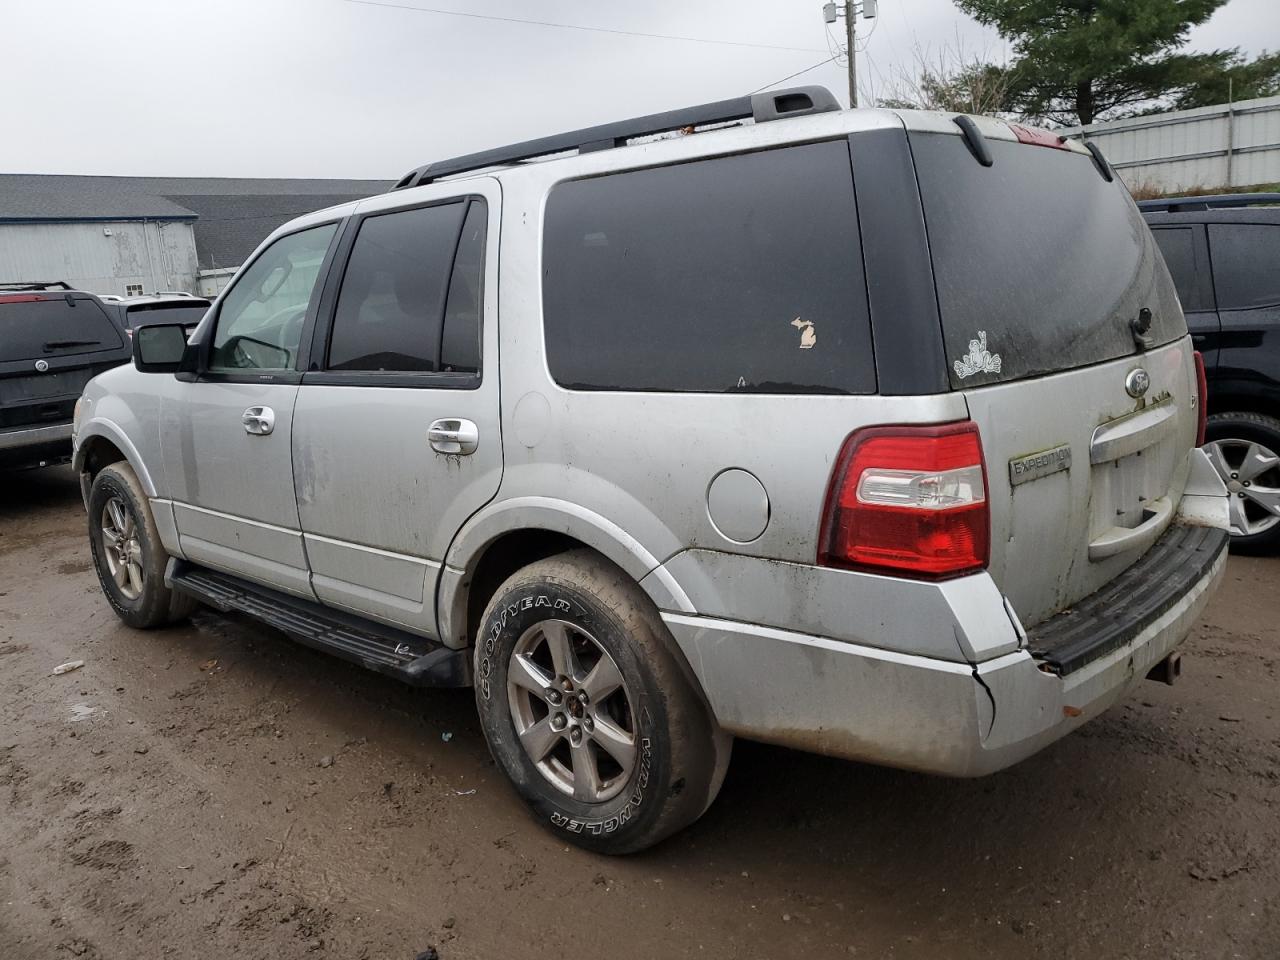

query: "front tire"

left=1204, top=412, right=1280, bottom=554
left=474, top=550, right=729, bottom=854
left=88, top=462, right=197, bottom=628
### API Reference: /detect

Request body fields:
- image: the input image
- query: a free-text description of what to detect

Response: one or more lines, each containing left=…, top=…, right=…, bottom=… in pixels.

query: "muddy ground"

left=1, top=466, right=1276, bottom=960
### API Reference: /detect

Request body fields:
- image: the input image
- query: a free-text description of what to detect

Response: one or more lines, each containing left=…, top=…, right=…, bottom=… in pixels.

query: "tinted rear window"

left=1150, top=226, right=1202, bottom=310
left=1208, top=223, right=1280, bottom=310
left=910, top=134, right=1184, bottom=388
left=0, top=296, right=123, bottom=362
left=542, top=141, right=875, bottom=394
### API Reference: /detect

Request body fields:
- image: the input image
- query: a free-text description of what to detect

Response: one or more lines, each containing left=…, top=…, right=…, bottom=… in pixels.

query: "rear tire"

left=473, top=550, right=729, bottom=854
left=1204, top=411, right=1280, bottom=554
left=88, top=463, right=197, bottom=628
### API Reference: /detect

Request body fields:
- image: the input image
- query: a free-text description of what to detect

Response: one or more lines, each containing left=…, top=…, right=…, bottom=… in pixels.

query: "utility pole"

left=824, top=0, right=876, bottom=109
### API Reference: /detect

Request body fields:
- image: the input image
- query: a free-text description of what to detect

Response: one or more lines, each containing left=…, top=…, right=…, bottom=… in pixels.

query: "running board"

left=165, top=561, right=470, bottom=687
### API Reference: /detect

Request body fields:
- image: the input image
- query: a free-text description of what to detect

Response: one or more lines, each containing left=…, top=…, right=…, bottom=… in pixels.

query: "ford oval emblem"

left=34, top=359, right=50, bottom=373
left=1125, top=367, right=1150, bottom=398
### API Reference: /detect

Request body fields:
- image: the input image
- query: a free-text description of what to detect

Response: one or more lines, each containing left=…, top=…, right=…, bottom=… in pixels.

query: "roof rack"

left=0, top=280, right=72, bottom=291
left=1136, top=192, right=1280, bottom=212
left=393, top=85, right=841, bottom=190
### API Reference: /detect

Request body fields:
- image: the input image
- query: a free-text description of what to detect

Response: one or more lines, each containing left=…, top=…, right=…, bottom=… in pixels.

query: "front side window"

left=210, top=223, right=337, bottom=373
left=541, top=141, right=875, bottom=394
left=327, top=199, right=484, bottom=374
left=1209, top=223, right=1280, bottom=311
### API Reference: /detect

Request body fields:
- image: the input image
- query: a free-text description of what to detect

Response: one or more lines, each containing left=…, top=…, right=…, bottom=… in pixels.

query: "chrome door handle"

left=242, top=406, right=275, bottom=436
left=428, top=418, right=478, bottom=455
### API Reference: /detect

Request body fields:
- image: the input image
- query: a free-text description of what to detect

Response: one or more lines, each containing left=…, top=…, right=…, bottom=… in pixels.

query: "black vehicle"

left=100, top=293, right=212, bottom=340
left=1141, top=193, right=1280, bottom=551
left=0, top=285, right=132, bottom=469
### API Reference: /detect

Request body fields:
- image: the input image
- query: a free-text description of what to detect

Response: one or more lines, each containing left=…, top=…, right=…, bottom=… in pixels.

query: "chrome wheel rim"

left=506, top=619, right=637, bottom=803
left=1205, top=438, right=1280, bottom=537
left=101, top=496, right=144, bottom=600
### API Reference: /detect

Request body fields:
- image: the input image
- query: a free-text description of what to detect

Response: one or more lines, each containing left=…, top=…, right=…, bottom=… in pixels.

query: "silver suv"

left=74, top=88, right=1231, bottom=853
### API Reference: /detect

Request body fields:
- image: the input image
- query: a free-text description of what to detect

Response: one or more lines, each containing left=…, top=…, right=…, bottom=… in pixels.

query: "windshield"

left=910, top=133, right=1185, bottom=388
left=0, top=296, right=124, bottom=362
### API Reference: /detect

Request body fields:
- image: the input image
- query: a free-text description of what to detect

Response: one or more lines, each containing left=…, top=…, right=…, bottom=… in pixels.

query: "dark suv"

left=0, top=284, right=132, bottom=469
left=1142, top=194, right=1280, bottom=550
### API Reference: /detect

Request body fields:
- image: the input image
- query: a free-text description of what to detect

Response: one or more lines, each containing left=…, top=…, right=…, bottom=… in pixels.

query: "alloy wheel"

left=101, top=496, right=144, bottom=600
left=1204, top=438, right=1280, bottom=537
left=506, top=619, right=637, bottom=803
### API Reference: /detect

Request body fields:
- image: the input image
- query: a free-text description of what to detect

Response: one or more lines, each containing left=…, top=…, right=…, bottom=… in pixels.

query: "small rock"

left=53, top=660, right=85, bottom=676
left=441, top=732, right=453, bottom=743
left=317, top=755, right=334, bottom=768
left=1219, top=714, right=1242, bottom=723
left=442, top=916, right=455, bottom=929
left=134, top=745, right=149, bottom=755
left=414, top=949, right=440, bottom=960
left=782, top=913, right=791, bottom=922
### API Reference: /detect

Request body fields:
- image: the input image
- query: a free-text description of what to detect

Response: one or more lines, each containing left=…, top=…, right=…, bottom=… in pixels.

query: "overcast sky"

left=4, top=0, right=1277, bottom=179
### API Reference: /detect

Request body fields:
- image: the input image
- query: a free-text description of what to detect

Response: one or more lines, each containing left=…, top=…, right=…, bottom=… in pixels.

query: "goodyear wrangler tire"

left=474, top=550, right=728, bottom=854
left=88, top=462, right=197, bottom=629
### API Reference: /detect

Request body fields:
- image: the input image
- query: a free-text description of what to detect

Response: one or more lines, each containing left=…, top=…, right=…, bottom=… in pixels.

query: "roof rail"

left=393, top=85, right=841, bottom=190
left=0, top=280, right=72, bottom=291
left=1136, top=192, right=1280, bottom=212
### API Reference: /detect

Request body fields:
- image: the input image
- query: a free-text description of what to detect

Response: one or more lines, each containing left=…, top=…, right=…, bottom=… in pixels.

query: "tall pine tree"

left=955, top=0, right=1270, bottom=125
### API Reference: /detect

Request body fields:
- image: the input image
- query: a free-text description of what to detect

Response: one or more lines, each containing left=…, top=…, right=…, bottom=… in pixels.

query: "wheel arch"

left=437, top=498, right=697, bottom=652
left=74, top=422, right=157, bottom=502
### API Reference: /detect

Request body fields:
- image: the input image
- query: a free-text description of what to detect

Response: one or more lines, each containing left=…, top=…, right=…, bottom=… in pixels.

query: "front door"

left=162, top=221, right=340, bottom=599
left=291, top=187, right=502, bottom=637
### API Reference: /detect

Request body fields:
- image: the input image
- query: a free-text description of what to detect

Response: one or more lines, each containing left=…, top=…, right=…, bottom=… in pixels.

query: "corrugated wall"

left=1061, top=95, right=1280, bottom=192
left=0, top=220, right=199, bottom=295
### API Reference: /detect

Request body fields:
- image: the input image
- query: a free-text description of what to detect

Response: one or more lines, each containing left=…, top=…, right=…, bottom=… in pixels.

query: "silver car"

left=74, top=87, right=1230, bottom=854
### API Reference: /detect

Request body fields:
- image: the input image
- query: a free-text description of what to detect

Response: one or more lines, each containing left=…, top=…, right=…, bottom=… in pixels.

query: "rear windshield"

left=123, top=302, right=211, bottom=328
left=910, top=133, right=1185, bottom=388
left=0, top=296, right=124, bottom=362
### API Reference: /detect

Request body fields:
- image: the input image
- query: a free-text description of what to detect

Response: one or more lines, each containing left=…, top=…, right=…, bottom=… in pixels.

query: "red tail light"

left=818, top=421, right=990, bottom=579
left=1193, top=350, right=1208, bottom=446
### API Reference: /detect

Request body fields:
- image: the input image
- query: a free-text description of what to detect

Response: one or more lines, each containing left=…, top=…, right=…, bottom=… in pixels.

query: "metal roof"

left=0, top=174, right=391, bottom=268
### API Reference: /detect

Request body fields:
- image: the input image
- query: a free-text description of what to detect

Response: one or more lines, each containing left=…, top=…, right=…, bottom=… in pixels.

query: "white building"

left=0, top=175, right=388, bottom=297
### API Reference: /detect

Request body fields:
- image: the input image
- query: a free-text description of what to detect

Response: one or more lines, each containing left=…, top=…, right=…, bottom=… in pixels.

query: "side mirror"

left=133, top=322, right=188, bottom=373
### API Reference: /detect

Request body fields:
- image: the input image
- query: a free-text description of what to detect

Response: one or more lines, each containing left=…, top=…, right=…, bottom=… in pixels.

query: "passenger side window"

left=1150, top=227, right=1201, bottom=311
left=1208, top=224, right=1280, bottom=310
left=327, top=198, right=485, bottom=376
left=541, top=141, right=875, bottom=394
left=210, top=223, right=337, bottom=373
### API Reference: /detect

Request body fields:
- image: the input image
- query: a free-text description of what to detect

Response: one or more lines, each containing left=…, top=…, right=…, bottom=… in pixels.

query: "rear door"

left=1206, top=221, right=1280, bottom=396
left=291, top=185, right=501, bottom=637
left=909, top=128, right=1196, bottom=627
left=0, top=293, right=128, bottom=435
left=1150, top=223, right=1220, bottom=367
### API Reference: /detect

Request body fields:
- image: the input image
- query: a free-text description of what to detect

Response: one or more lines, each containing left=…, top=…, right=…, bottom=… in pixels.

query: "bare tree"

left=874, top=39, right=1016, bottom=117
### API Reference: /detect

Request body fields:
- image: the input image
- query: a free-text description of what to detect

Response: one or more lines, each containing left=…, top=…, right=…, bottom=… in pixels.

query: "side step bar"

left=166, top=561, right=471, bottom=687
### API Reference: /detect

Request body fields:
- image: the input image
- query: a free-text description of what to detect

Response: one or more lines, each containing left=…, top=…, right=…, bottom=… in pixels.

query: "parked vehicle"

left=100, top=293, right=211, bottom=340
left=1141, top=193, right=1280, bottom=550
left=75, top=88, right=1229, bottom=853
left=1, top=285, right=131, bottom=470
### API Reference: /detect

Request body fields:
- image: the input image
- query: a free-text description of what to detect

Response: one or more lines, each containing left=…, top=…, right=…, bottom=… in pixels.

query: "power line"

left=749, top=55, right=839, bottom=95
left=344, top=0, right=827, bottom=54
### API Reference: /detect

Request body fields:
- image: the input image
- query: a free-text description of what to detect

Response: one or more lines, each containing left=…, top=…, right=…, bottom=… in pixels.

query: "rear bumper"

left=663, top=521, right=1228, bottom=777
left=0, top=421, right=73, bottom=469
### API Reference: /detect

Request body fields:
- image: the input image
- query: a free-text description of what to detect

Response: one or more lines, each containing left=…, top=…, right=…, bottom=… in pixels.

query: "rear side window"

left=1150, top=227, right=1203, bottom=311
left=910, top=134, right=1185, bottom=388
left=542, top=141, right=875, bottom=394
left=1208, top=223, right=1280, bottom=310
left=0, top=296, right=123, bottom=362
left=327, top=198, right=485, bottom=376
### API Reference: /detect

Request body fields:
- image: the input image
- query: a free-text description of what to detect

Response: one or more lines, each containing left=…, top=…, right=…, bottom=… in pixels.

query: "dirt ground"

left=1, top=466, right=1277, bottom=960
